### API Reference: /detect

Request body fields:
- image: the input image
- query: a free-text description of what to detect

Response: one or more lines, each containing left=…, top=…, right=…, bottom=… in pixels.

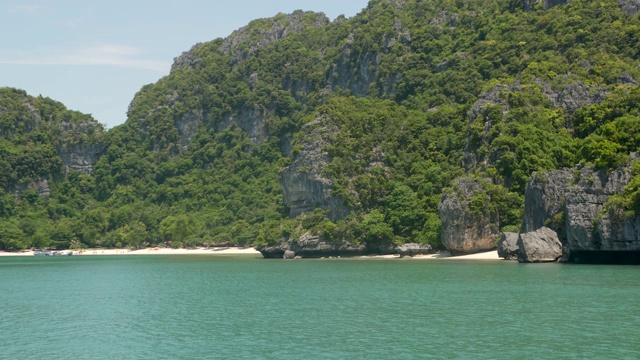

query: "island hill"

left=1, top=0, right=639, bottom=263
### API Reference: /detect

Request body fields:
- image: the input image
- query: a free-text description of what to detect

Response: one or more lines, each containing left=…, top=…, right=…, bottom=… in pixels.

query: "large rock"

left=497, top=232, right=520, bottom=260
left=517, top=227, right=562, bottom=263
left=289, top=233, right=367, bottom=258
left=256, top=246, right=286, bottom=259
left=395, top=243, right=433, bottom=257
left=280, top=116, right=350, bottom=222
left=438, top=178, right=500, bottom=255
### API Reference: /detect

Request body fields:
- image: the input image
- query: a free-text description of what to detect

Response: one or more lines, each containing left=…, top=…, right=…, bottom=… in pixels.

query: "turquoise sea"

left=1, top=255, right=639, bottom=359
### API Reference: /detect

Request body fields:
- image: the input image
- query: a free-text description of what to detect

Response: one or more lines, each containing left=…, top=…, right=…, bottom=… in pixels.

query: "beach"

left=0, top=247, right=261, bottom=257
left=0, top=248, right=501, bottom=260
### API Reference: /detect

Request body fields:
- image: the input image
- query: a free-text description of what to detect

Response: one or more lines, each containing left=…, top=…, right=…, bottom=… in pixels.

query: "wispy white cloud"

left=0, top=45, right=169, bottom=72
left=7, top=4, right=51, bottom=15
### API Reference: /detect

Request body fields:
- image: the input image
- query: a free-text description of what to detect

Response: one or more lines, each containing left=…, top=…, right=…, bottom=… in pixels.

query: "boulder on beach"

left=395, top=243, right=433, bottom=257
left=497, top=232, right=519, bottom=260
left=517, top=227, right=562, bottom=263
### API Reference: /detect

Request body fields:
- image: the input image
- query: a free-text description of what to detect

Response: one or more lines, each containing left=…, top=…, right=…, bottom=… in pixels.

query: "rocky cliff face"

left=280, top=116, right=350, bottom=222
left=438, top=178, right=500, bottom=254
left=57, top=121, right=105, bottom=175
left=519, top=156, right=640, bottom=262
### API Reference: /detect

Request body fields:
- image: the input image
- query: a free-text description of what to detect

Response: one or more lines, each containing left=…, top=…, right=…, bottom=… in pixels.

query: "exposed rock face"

left=395, top=243, right=433, bottom=257
left=517, top=227, right=563, bottom=262
left=15, top=179, right=50, bottom=199
left=283, top=250, right=296, bottom=259
left=217, top=105, right=267, bottom=145
left=497, top=232, right=520, bottom=260
left=438, top=178, right=500, bottom=255
left=58, top=143, right=104, bottom=175
left=256, top=246, right=286, bottom=259
left=57, top=121, right=105, bottom=175
left=521, top=156, right=640, bottom=262
left=327, top=18, right=408, bottom=98
left=617, top=0, right=640, bottom=16
left=280, top=116, right=350, bottom=222
left=540, top=77, right=608, bottom=116
left=522, top=169, right=573, bottom=234
left=175, top=109, right=202, bottom=150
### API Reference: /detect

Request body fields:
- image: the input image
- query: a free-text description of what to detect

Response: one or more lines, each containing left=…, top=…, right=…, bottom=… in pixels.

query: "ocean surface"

left=1, top=255, right=638, bottom=359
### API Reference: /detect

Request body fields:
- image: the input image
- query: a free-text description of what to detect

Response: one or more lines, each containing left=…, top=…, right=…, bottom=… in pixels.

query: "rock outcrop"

left=521, top=156, right=640, bottom=263
left=57, top=120, right=105, bottom=175
left=540, top=77, right=608, bottom=116
left=256, top=246, right=286, bottom=259
left=256, top=233, right=401, bottom=259
left=280, top=116, right=350, bottom=222
left=517, top=227, right=563, bottom=263
left=438, top=178, right=500, bottom=255
left=497, top=232, right=520, bottom=260
left=522, top=169, right=573, bottom=234
left=395, top=243, right=433, bottom=258
left=14, top=179, right=50, bottom=199
left=617, top=0, right=640, bottom=16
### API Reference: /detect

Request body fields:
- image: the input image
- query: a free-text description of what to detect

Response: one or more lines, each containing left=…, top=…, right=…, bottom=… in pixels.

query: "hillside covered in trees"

left=1, top=0, right=639, bottom=252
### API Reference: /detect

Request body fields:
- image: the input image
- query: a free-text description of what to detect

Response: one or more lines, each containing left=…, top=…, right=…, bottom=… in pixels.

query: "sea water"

left=1, top=255, right=638, bottom=359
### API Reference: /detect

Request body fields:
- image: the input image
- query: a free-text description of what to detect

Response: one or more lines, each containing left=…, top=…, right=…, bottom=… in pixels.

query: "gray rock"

left=57, top=120, right=105, bottom=175
left=283, top=250, right=296, bottom=259
left=395, top=243, right=433, bottom=257
left=521, top=155, right=640, bottom=262
left=256, top=246, right=286, bottom=259
left=289, top=233, right=367, bottom=258
left=14, top=179, right=50, bottom=199
left=438, top=178, right=500, bottom=255
left=517, top=227, right=562, bottom=263
left=540, top=77, right=608, bottom=116
left=617, top=0, right=640, bottom=16
left=280, top=116, right=350, bottom=222
left=497, top=232, right=520, bottom=260
left=522, top=169, right=573, bottom=234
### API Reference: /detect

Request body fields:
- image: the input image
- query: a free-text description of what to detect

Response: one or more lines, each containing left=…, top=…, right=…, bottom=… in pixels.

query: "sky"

left=0, top=0, right=370, bottom=128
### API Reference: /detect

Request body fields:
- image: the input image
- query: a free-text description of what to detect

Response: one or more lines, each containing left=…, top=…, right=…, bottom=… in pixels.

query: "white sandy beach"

left=0, top=248, right=501, bottom=260
left=0, top=247, right=261, bottom=257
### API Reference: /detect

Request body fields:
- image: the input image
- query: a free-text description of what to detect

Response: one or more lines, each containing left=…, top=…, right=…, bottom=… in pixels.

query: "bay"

left=1, top=256, right=639, bottom=359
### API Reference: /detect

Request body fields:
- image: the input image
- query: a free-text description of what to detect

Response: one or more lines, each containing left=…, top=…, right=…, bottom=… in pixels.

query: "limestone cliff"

left=280, top=115, right=349, bottom=222
left=520, top=156, right=640, bottom=262
left=438, top=178, right=500, bottom=255
left=57, top=121, right=105, bottom=175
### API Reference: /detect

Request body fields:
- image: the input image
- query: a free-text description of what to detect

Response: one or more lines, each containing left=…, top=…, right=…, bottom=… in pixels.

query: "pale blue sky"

left=0, top=1, right=369, bottom=128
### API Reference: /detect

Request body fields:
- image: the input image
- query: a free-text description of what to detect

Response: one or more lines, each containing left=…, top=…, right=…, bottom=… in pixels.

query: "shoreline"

left=0, top=248, right=501, bottom=260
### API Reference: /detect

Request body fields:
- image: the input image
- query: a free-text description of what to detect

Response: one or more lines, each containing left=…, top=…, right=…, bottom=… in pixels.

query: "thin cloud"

left=7, top=4, right=51, bottom=15
left=0, top=45, right=169, bottom=72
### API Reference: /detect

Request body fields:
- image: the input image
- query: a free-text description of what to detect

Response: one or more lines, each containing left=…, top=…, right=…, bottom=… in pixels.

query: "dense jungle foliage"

left=1, top=0, right=639, bottom=251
